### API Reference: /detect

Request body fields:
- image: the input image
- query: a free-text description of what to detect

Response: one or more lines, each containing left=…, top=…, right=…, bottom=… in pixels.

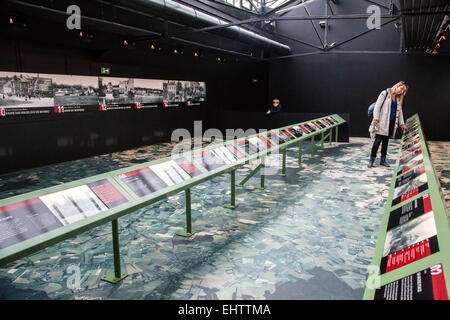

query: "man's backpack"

left=368, top=90, right=389, bottom=119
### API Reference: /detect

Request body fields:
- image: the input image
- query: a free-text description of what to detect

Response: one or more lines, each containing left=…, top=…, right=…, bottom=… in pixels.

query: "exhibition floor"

left=0, top=138, right=448, bottom=300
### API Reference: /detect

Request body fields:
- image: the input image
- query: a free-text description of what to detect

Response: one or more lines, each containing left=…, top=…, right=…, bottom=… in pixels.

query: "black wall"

left=264, top=0, right=450, bottom=141
left=268, top=53, right=450, bottom=140
left=1, top=0, right=449, bottom=176
left=0, top=38, right=269, bottom=174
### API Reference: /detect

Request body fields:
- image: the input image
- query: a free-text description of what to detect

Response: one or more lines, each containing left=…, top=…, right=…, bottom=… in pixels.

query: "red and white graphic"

left=118, top=167, right=150, bottom=179
left=186, top=101, right=191, bottom=106
left=300, top=126, right=310, bottom=133
left=134, top=102, right=141, bottom=109
left=0, top=107, right=5, bottom=117
left=54, top=106, right=64, bottom=113
left=385, top=239, right=432, bottom=272
left=90, top=183, right=125, bottom=206
left=258, top=136, right=273, bottom=148
left=400, top=188, right=420, bottom=202
left=431, top=264, right=449, bottom=300
left=99, top=104, right=107, bottom=111
left=163, top=102, right=168, bottom=108
left=401, top=145, right=421, bottom=158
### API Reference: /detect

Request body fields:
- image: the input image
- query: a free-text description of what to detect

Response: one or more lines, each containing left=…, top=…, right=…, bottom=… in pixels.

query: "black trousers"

left=370, top=121, right=395, bottom=158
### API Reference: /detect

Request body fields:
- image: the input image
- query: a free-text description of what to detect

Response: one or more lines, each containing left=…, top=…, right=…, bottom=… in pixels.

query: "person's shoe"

left=367, top=156, right=375, bottom=168
left=380, top=157, right=390, bottom=167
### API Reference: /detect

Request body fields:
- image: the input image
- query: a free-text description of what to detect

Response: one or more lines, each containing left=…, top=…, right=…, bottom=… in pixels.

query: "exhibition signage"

left=0, top=71, right=206, bottom=117
left=364, top=114, right=450, bottom=300
left=0, top=114, right=346, bottom=283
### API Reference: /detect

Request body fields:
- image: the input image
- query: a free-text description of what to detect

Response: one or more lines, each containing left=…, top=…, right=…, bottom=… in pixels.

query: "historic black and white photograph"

left=162, top=80, right=206, bottom=103
left=0, top=71, right=206, bottom=109
left=383, top=212, right=437, bottom=257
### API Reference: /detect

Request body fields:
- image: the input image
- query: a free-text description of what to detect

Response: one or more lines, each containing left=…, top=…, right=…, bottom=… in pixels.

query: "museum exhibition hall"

left=0, top=0, right=449, bottom=305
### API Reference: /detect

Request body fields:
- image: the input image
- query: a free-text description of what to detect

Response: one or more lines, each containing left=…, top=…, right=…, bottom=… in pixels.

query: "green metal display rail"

left=363, top=114, right=450, bottom=300
left=0, top=114, right=346, bottom=284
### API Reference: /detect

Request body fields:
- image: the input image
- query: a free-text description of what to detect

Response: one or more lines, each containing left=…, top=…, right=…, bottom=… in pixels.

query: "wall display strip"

left=364, top=114, right=450, bottom=300
left=0, top=114, right=345, bottom=283
left=0, top=71, right=206, bottom=117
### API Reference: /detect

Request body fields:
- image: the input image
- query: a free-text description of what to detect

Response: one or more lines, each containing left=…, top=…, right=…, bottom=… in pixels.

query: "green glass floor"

left=0, top=137, right=401, bottom=300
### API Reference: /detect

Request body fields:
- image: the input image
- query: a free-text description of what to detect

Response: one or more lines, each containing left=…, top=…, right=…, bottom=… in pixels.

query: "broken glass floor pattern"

left=0, top=137, right=401, bottom=300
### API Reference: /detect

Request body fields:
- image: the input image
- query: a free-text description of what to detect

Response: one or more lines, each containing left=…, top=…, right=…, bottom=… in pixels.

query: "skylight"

left=216, top=0, right=292, bottom=14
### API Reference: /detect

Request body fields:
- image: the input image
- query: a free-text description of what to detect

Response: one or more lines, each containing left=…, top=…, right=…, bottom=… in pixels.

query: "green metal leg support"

left=101, top=219, right=128, bottom=284
left=329, top=128, right=332, bottom=145
left=176, top=188, right=195, bottom=237
left=255, top=158, right=265, bottom=190
left=311, top=135, right=315, bottom=157
left=298, top=141, right=302, bottom=167
left=278, top=148, right=286, bottom=176
left=320, top=132, right=324, bottom=151
left=223, top=169, right=237, bottom=209
left=335, top=126, right=339, bottom=143
left=238, top=163, right=264, bottom=187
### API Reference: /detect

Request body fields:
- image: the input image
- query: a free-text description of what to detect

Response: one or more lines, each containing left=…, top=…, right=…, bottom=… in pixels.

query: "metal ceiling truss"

left=7, top=0, right=448, bottom=59
left=399, top=0, right=449, bottom=52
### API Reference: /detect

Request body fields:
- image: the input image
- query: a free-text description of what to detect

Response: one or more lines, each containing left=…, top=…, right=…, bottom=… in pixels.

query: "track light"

left=9, top=17, right=13, bottom=24
left=150, top=43, right=155, bottom=50
left=319, top=21, right=327, bottom=28
left=123, top=40, right=129, bottom=46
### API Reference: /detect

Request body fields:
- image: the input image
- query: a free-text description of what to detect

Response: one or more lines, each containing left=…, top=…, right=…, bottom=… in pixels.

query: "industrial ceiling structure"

left=2, top=0, right=449, bottom=62
left=399, top=0, right=449, bottom=54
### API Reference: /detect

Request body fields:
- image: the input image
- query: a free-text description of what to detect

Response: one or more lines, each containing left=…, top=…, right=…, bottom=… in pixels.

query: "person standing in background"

left=368, top=81, right=408, bottom=168
left=266, top=99, right=282, bottom=115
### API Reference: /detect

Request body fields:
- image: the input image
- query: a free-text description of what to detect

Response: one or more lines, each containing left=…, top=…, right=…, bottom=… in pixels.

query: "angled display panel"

left=0, top=114, right=346, bottom=269
left=364, top=114, right=450, bottom=300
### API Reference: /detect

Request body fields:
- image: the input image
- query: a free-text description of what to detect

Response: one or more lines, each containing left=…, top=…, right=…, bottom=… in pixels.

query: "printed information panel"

left=0, top=180, right=127, bottom=249
left=375, top=264, right=448, bottom=300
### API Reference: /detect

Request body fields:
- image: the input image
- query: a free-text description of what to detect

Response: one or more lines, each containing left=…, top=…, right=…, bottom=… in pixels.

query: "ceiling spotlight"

left=173, top=48, right=178, bottom=54
left=79, top=31, right=83, bottom=37
left=319, top=21, right=327, bottom=28
left=439, top=35, right=446, bottom=42
left=9, top=17, right=13, bottom=24
left=150, top=43, right=155, bottom=50
left=194, top=52, right=198, bottom=57
left=217, top=57, right=222, bottom=62
left=123, top=40, right=129, bottom=46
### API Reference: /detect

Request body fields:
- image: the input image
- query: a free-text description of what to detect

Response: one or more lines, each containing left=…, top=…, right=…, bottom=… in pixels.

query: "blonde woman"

left=368, top=81, right=408, bottom=167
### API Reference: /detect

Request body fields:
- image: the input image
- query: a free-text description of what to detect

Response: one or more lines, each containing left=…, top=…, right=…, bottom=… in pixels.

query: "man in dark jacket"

left=266, top=99, right=282, bottom=115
